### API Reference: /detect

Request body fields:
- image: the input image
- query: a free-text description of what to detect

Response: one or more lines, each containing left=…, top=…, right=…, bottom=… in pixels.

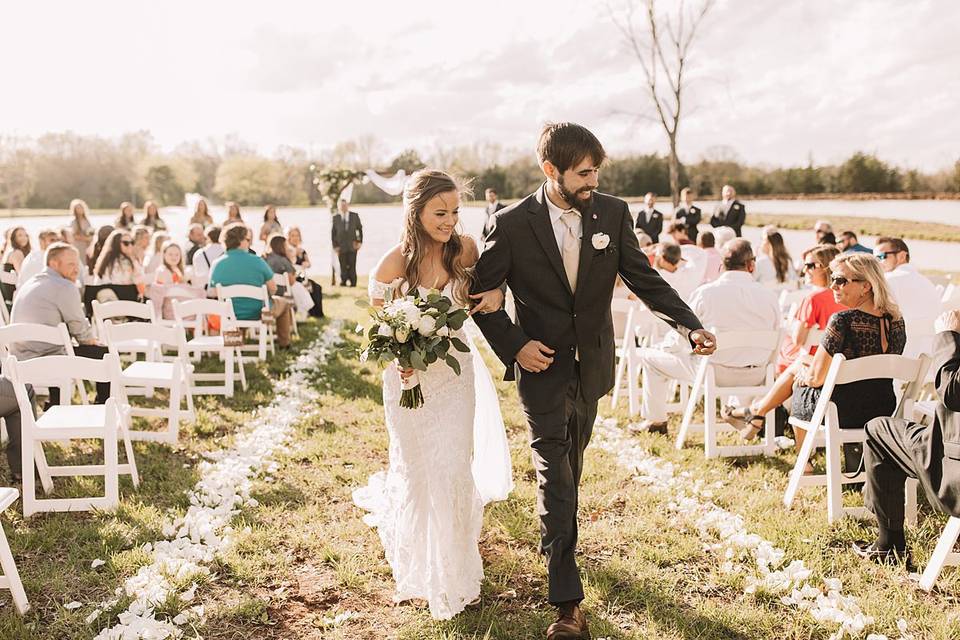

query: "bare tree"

left=610, top=0, right=715, bottom=206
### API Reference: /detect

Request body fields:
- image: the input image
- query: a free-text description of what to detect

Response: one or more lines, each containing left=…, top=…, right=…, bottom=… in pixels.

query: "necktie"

left=560, top=210, right=580, bottom=292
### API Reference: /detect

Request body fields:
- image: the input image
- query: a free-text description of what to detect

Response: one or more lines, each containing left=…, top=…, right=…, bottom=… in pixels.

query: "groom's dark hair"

left=537, top=122, right=606, bottom=173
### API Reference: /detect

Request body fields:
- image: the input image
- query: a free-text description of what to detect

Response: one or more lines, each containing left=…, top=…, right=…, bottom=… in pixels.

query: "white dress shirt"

left=16, top=250, right=45, bottom=287
left=885, top=264, right=941, bottom=357
left=544, top=189, right=581, bottom=254
left=192, top=243, right=226, bottom=278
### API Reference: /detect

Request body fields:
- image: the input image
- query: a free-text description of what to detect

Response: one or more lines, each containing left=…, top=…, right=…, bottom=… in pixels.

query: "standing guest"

left=482, top=187, right=506, bottom=238
left=190, top=198, right=214, bottom=226
left=185, top=223, right=206, bottom=266
left=674, top=187, right=702, bottom=243
left=755, top=231, right=797, bottom=286
left=223, top=201, right=243, bottom=226
left=152, top=241, right=185, bottom=285
left=2, top=227, right=31, bottom=274
left=635, top=192, right=664, bottom=243
left=697, top=231, right=723, bottom=283
left=710, top=184, right=746, bottom=237
left=259, top=204, right=282, bottom=243
left=633, top=239, right=779, bottom=435
left=130, top=225, right=151, bottom=266
left=287, top=226, right=323, bottom=317
left=68, top=198, right=95, bottom=258
left=95, top=229, right=142, bottom=285
left=209, top=224, right=293, bottom=349
left=264, top=234, right=296, bottom=295
left=18, top=229, right=61, bottom=286
left=192, top=225, right=224, bottom=281
left=11, top=243, right=111, bottom=404
left=839, top=230, right=872, bottom=254
left=876, top=236, right=940, bottom=358
left=854, top=310, right=960, bottom=565
left=331, top=198, right=363, bottom=287
left=666, top=222, right=693, bottom=245
left=143, top=232, right=170, bottom=279
left=114, top=202, right=136, bottom=230
left=141, top=200, right=167, bottom=231
left=775, top=244, right=846, bottom=374
left=87, top=225, right=114, bottom=275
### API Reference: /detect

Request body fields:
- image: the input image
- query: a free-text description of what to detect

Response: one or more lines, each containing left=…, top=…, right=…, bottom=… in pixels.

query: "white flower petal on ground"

left=91, top=558, right=106, bottom=569
left=64, top=601, right=83, bottom=610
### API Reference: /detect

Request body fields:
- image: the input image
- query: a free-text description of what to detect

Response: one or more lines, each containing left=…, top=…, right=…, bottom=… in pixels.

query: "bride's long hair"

left=400, top=169, right=474, bottom=306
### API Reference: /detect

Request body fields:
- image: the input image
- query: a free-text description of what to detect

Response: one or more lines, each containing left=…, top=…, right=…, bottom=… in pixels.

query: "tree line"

left=1, top=132, right=959, bottom=210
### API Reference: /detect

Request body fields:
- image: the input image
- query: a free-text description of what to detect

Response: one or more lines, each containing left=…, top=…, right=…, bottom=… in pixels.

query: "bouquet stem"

left=400, top=371, right=424, bottom=409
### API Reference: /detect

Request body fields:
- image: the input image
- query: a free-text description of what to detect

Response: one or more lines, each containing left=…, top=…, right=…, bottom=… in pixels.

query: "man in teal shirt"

left=210, top=223, right=292, bottom=347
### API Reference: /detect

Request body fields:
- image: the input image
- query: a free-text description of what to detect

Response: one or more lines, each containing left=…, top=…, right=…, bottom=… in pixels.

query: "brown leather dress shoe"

left=546, top=602, right=590, bottom=640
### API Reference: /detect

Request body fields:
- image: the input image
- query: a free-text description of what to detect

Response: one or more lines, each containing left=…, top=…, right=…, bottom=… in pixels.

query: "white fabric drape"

left=364, top=169, right=408, bottom=196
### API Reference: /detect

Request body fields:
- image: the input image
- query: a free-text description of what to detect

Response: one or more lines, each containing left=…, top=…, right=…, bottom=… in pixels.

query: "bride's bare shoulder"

left=373, top=244, right=405, bottom=283
left=459, top=235, right=479, bottom=268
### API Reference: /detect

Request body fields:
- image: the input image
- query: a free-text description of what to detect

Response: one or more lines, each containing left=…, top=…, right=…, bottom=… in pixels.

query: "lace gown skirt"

left=353, top=332, right=484, bottom=620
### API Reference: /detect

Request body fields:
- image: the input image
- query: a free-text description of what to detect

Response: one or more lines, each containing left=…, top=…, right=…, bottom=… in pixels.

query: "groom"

left=471, top=122, right=715, bottom=639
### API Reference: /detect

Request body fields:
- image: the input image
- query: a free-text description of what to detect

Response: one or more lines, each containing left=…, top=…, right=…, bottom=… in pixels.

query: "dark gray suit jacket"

left=472, top=184, right=703, bottom=413
left=919, top=330, right=960, bottom=516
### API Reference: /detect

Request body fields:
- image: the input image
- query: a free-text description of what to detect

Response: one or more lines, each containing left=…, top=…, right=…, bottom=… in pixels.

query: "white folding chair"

left=92, top=299, right=157, bottom=358
left=103, top=321, right=195, bottom=443
left=919, top=516, right=960, bottom=591
left=172, top=298, right=247, bottom=397
left=675, top=329, right=781, bottom=459
left=216, top=284, right=275, bottom=360
left=942, top=283, right=960, bottom=313
left=272, top=273, right=300, bottom=336
left=610, top=298, right=639, bottom=414
left=783, top=353, right=931, bottom=524
left=0, top=271, right=14, bottom=326
left=6, top=354, right=139, bottom=517
left=0, top=322, right=87, bottom=404
left=778, top=287, right=810, bottom=323
left=0, top=487, right=28, bottom=614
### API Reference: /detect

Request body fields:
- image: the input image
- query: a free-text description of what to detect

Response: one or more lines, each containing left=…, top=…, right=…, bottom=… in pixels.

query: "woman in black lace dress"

left=791, top=252, right=906, bottom=467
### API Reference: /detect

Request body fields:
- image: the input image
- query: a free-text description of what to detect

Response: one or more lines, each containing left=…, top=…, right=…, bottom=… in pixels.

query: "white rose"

left=395, top=326, right=410, bottom=343
left=591, top=232, right=610, bottom=250
left=377, top=323, right=392, bottom=337
left=417, top=316, right=437, bottom=336
left=435, top=326, right=450, bottom=337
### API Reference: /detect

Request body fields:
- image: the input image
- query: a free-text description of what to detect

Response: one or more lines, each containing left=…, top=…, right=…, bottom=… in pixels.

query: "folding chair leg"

left=224, top=350, right=235, bottom=398
left=236, top=349, right=247, bottom=391
left=120, top=428, right=139, bottom=489
left=626, top=350, right=639, bottom=417
left=824, top=419, right=844, bottom=524
left=0, top=520, right=29, bottom=614
left=103, top=428, right=120, bottom=508
left=34, top=442, right=54, bottom=495
left=919, top=517, right=960, bottom=591
left=784, top=424, right=819, bottom=509
left=612, top=347, right=627, bottom=409
left=676, top=361, right=706, bottom=450
left=704, top=375, right=718, bottom=459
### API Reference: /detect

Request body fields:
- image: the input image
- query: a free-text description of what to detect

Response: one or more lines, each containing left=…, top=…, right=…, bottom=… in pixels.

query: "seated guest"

left=95, top=229, right=143, bottom=286
left=152, top=241, right=185, bottom=285
left=776, top=244, right=846, bottom=374
left=288, top=226, right=323, bottom=317
left=185, top=223, right=206, bottom=266
left=87, top=225, right=114, bottom=276
left=654, top=244, right=701, bottom=302
left=143, top=232, right=170, bottom=279
left=209, top=224, right=293, bottom=348
left=130, top=225, right=151, bottom=266
left=755, top=231, right=797, bottom=286
left=141, top=200, right=167, bottom=231
left=854, top=310, right=960, bottom=564
left=115, top=202, right=136, bottom=230
left=666, top=222, right=693, bottom=245
left=2, top=226, right=31, bottom=274
left=820, top=232, right=837, bottom=245
left=814, top=219, right=833, bottom=243
left=697, top=231, right=722, bottom=283
left=192, top=225, right=224, bottom=281
left=0, top=376, right=36, bottom=483
left=264, top=234, right=295, bottom=295
left=632, top=240, right=780, bottom=435
left=712, top=225, right=737, bottom=251
left=839, top=230, right=872, bottom=254
left=11, top=243, right=110, bottom=404
left=876, top=236, right=940, bottom=358
left=18, top=229, right=60, bottom=286
left=725, top=254, right=905, bottom=472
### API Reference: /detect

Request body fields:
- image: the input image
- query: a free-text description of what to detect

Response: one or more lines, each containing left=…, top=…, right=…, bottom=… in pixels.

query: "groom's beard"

left=557, top=176, right=595, bottom=215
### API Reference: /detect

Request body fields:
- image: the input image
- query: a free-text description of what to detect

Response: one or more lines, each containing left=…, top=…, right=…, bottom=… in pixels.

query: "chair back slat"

left=103, top=320, right=188, bottom=359
left=6, top=353, right=121, bottom=385
left=710, top=329, right=781, bottom=353
left=93, top=299, right=155, bottom=322
left=0, top=322, right=74, bottom=358
left=217, top=284, right=269, bottom=302
left=833, top=353, right=927, bottom=385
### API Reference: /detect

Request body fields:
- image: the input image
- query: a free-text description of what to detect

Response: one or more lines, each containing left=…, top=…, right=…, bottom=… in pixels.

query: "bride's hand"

left=468, top=288, right=504, bottom=316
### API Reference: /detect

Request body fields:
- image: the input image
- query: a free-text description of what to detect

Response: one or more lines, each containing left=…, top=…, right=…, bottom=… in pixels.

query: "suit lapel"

left=528, top=187, right=573, bottom=298
left=574, top=202, right=596, bottom=298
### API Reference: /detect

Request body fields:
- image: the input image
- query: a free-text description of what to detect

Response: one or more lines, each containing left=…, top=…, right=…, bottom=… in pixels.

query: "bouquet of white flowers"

left=358, top=289, right=470, bottom=408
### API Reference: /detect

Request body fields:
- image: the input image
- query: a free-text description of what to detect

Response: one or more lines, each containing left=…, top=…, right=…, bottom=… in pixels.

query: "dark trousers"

left=338, top=251, right=358, bottom=287
left=47, top=344, right=110, bottom=405
left=863, top=416, right=923, bottom=530
left=1, top=379, right=35, bottom=476
left=523, top=365, right=597, bottom=604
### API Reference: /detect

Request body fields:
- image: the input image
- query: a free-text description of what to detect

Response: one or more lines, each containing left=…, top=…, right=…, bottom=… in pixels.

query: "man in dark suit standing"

left=331, top=198, right=363, bottom=287
left=471, top=122, right=715, bottom=640
left=709, top=184, right=746, bottom=237
left=854, top=310, right=960, bottom=564
left=674, top=187, right=702, bottom=243
left=482, top=187, right=506, bottom=239
left=635, top=191, right=663, bottom=243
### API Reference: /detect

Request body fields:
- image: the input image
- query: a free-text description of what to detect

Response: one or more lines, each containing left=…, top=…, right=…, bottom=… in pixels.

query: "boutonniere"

left=591, top=232, right=610, bottom=250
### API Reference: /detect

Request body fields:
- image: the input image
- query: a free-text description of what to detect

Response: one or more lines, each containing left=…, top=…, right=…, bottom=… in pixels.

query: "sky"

left=2, top=0, right=958, bottom=170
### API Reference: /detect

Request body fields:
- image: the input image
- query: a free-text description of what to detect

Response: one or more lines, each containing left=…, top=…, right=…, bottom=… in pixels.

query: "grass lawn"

left=2, top=284, right=959, bottom=638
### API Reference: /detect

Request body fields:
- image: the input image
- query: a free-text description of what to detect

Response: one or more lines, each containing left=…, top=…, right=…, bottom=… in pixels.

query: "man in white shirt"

left=17, top=229, right=61, bottom=286
left=875, top=237, right=941, bottom=358
left=191, top=225, right=225, bottom=282
left=633, top=239, right=781, bottom=434
left=654, top=244, right=703, bottom=302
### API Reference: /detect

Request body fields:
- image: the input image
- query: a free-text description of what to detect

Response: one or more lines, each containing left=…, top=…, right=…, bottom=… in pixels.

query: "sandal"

left=721, top=405, right=765, bottom=440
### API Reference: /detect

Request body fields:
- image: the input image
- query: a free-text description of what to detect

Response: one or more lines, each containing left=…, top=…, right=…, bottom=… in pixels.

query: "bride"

left=353, top=169, right=513, bottom=620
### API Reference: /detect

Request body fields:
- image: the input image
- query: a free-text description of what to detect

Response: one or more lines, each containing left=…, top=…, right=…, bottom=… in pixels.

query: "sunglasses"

left=829, top=275, right=863, bottom=287
left=873, top=249, right=902, bottom=260
left=803, top=262, right=820, bottom=270
left=121, top=240, right=134, bottom=246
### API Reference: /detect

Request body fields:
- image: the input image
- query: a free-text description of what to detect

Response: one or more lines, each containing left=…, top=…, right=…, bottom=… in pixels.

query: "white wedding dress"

left=353, top=279, right=513, bottom=620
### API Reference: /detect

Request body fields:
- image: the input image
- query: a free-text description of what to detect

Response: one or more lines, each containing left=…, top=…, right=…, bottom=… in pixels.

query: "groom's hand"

left=690, top=329, right=717, bottom=356
left=516, top=340, right=555, bottom=373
